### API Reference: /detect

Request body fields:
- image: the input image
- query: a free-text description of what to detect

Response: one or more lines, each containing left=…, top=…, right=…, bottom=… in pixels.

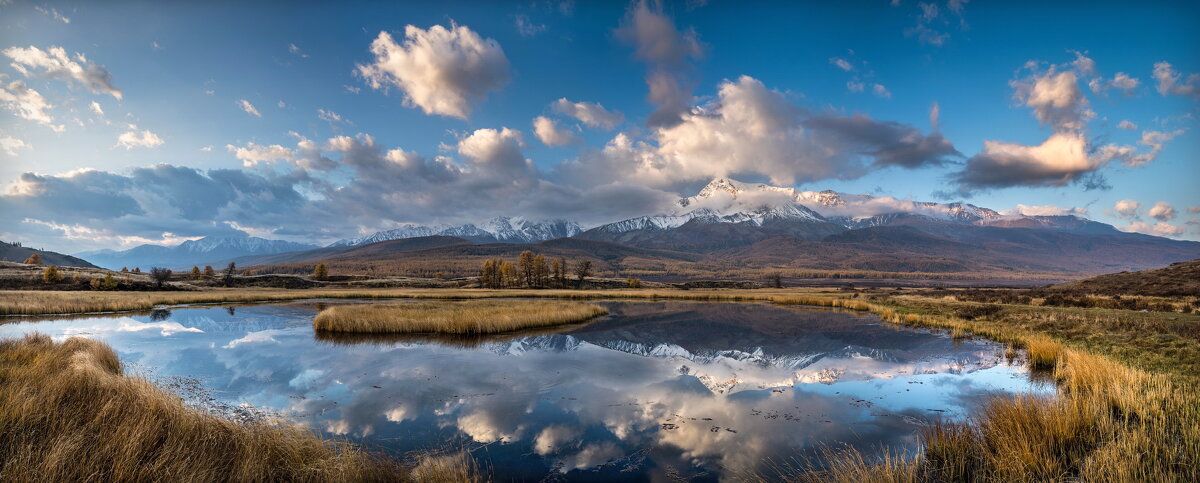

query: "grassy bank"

left=313, top=300, right=608, bottom=335
left=0, top=287, right=800, bottom=316
left=0, top=333, right=474, bottom=482
left=768, top=295, right=1200, bottom=481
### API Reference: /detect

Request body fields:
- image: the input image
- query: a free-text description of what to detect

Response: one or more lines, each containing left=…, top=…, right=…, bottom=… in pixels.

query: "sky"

left=1, top=0, right=1198, bottom=254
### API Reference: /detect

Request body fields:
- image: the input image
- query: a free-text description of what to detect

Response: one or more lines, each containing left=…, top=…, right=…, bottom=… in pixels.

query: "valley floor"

left=2, top=286, right=1197, bottom=480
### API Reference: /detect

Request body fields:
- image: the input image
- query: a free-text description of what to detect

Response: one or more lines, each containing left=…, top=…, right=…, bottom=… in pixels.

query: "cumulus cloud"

left=1125, top=220, right=1184, bottom=237
left=1010, top=67, right=1093, bottom=132
left=89, top=100, right=104, bottom=116
left=1112, top=199, right=1139, bottom=219
left=615, top=0, right=704, bottom=127
left=317, top=108, right=348, bottom=124
left=872, top=83, right=892, bottom=98
left=356, top=23, right=510, bottom=119
left=558, top=76, right=957, bottom=189
left=1094, top=129, right=1184, bottom=167
left=237, top=99, right=261, bottom=117
left=1153, top=61, right=1200, bottom=99
left=551, top=98, right=624, bottom=130
left=116, top=128, right=164, bottom=149
left=1148, top=201, right=1175, bottom=221
left=0, top=80, right=61, bottom=130
left=533, top=116, right=581, bottom=146
left=3, top=46, right=122, bottom=99
left=950, top=132, right=1098, bottom=191
left=1117, top=120, right=1137, bottom=130
left=1002, top=204, right=1088, bottom=217
left=1089, top=72, right=1139, bottom=95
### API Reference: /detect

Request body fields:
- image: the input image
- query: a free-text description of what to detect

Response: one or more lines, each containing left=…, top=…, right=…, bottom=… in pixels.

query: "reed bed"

left=767, top=295, right=1200, bottom=481
left=313, top=300, right=608, bottom=335
left=0, top=333, right=474, bottom=482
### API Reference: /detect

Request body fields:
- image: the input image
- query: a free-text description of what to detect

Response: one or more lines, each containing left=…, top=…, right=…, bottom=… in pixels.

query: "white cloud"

left=1089, top=72, right=1140, bottom=95
left=1117, top=120, right=1137, bottom=130
left=1112, top=199, right=1139, bottom=219
left=116, top=128, right=163, bottom=149
left=0, top=135, right=30, bottom=156
left=89, top=100, right=104, bottom=116
left=829, top=57, right=853, bottom=72
left=533, top=116, right=581, bottom=146
left=513, top=14, right=547, bottom=37
left=551, top=98, right=624, bottom=130
left=3, top=45, right=121, bottom=99
left=318, top=108, right=348, bottom=124
left=847, top=81, right=864, bottom=93
left=1125, top=220, right=1184, bottom=237
left=277, top=100, right=286, bottom=108
left=1148, top=201, right=1176, bottom=221
left=1003, top=204, right=1088, bottom=217
left=356, top=23, right=510, bottom=119
left=199, top=146, right=213, bottom=152
left=1095, top=129, right=1184, bottom=167
left=226, top=142, right=294, bottom=167
left=1011, top=68, right=1093, bottom=132
left=872, top=83, right=891, bottom=98
left=237, top=99, right=261, bottom=117
left=952, top=132, right=1097, bottom=190
left=34, top=6, right=70, bottom=23
left=0, top=80, right=61, bottom=130
left=288, top=43, right=309, bottom=58
left=1153, top=61, right=1200, bottom=99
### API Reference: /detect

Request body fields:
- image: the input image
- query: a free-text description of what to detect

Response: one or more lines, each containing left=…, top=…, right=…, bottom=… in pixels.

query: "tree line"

left=479, top=250, right=592, bottom=289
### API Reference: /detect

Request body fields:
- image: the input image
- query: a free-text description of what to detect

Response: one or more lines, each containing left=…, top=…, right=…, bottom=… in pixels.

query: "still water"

left=0, top=300, right=1049, bottom=481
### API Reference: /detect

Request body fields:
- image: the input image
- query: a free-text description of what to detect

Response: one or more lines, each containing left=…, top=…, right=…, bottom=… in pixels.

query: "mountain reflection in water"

left=0, top=300, right=1048, bottom=481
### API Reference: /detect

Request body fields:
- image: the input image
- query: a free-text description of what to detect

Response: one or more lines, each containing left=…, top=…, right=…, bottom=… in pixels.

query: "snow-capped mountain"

left=76, top=235, right=319, bottom=270
left=330, top=216, right=582, bottom=247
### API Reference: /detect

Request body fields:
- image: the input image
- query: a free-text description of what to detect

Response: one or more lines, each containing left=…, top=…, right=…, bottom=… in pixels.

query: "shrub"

left=190, top=266, right=202, bottom=280
left=626, top=277, right=642, bottom=288
left=149, top=267, right=172, bottom=289
left=89, top=274, right=118, bottom=291
left=42, top=266, right=63, bottom=284
left=312, top=263, right=328, bottom=281
left=23, top=253, right=42, bottom=265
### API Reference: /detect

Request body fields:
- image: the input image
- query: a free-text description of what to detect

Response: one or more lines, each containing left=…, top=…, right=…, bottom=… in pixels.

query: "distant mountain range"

left=330, top=216, right=582, bottom=247
left=76, top=236, right=318, bottom=270
left=67, top=178, right=1200, bottom=279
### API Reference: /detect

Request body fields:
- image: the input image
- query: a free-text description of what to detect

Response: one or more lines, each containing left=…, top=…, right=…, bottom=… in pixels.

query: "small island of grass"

left=312, top=300, right=608, bottom=335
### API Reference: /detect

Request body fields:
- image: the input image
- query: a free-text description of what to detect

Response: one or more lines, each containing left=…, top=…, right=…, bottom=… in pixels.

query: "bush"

left=149, top=267, right=172, bottom=289
left=626, top=277, right=642, bottom=288
left=312, top=263, right=328, bottom=281
left=23, top=253, right=42, bottom=265
left=89, top=274, right=118, bottom=291
left=42, top=266, right=63, bottom=284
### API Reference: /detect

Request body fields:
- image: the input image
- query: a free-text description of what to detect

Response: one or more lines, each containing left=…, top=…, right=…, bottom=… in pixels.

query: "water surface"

left=0, top=300, right=1048, bottom=481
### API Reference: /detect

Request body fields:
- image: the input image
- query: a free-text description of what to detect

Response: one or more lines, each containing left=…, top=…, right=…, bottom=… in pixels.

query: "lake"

left=0, top=299, right=1050, bottom=481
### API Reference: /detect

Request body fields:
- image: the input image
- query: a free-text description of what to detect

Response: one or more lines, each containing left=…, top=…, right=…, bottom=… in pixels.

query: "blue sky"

left=1, top=0, right=1197, bottom=253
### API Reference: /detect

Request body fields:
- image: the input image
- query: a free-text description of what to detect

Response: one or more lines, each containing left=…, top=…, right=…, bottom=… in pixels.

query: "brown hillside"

left=1042, top=259, right=1200, bottom=297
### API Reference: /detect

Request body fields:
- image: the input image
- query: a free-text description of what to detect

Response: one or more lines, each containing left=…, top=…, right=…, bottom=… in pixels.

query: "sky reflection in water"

left=0, top=300, right=1049, bottom=481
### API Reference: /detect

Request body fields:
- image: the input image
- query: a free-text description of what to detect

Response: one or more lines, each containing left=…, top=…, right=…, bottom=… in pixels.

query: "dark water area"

left=0, top=300, right=1049, bottom=481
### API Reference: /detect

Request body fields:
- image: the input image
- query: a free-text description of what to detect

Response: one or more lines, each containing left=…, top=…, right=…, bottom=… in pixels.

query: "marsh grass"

left=768, top=294, right=1200, bottom=481
left=0, top=333, right=474, bottom=482
left=313, top=300, right=608, bottom=335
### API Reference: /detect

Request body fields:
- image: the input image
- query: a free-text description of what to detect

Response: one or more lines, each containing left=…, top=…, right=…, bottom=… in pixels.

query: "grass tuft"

left=0, top=333, right=475, bottom=482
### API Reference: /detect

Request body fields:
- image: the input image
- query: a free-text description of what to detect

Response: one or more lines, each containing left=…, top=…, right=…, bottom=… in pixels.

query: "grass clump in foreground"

left=0, top=333, right=476, bottom=482
left=313, top=299, right=608, bottom=335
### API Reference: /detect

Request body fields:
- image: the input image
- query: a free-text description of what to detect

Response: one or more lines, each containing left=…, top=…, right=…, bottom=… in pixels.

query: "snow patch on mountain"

left=331, top=216, right=582, bottom=247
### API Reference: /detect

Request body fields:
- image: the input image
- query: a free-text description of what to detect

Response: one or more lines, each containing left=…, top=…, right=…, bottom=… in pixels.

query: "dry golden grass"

left=0, top=333, right=475, bottom=482
left=0, top=287, right=823, bottom=316
left=313, top=300, right=608, bottom=335
left=767, top=294, right=1200, bottom=481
